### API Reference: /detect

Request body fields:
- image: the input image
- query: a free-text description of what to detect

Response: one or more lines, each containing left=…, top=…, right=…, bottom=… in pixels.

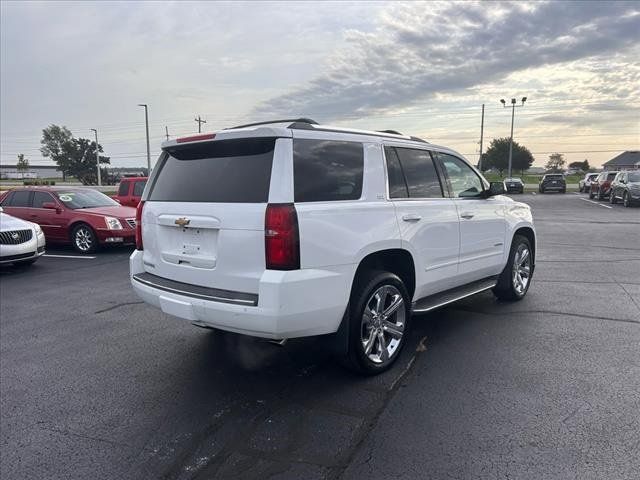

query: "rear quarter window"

left=293, top=139, right=364, bottom=202
left=149, top=138, right=276, bottom=203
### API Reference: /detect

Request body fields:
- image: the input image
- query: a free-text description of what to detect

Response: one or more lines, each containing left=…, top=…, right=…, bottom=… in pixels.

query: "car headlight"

left=105, top=216, right=123, bottom=230
left=34, top=224, right=44, bottom=236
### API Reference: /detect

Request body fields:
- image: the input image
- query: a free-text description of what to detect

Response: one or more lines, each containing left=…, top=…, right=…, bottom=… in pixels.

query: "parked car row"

left=586, top=170, right=639, bottom=207
left=0, top=187, right=137, bottom=253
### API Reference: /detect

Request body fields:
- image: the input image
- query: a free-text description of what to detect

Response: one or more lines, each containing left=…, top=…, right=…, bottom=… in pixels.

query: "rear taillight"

left=135, top=200, right=145, bottom=250
left=265, top=203, right=300, bottom=270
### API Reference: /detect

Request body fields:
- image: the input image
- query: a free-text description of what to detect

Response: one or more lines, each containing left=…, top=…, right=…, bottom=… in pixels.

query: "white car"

left=130, top=119, right=536, bottom=374
left=579, top=173, right=599, bottom=193
left=0, top=206, right=46, bottom=266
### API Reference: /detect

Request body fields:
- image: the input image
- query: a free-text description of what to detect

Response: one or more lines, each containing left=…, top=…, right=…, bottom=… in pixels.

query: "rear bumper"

left=541, top=184, right=565, bottom=191
left=129, top=250, right=351, bottom=339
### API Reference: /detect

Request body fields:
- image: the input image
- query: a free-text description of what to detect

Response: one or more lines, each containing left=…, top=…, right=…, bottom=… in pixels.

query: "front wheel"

left=71, top=223, right=98, bottom=254
left=623, top=192, right=631, bottom=207
left=589, top=190, right=595, bottom=199
left=493, top=235, right=533, bottom=301
left=344, top=270, right=411, bottom=375
left=610, top=192, right=617, bottom=204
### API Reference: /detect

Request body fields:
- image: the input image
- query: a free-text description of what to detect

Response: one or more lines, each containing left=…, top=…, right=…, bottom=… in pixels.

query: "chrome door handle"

left=402, top=214, right=422, bottom=222
left=460, top=213, right=474, bottom=220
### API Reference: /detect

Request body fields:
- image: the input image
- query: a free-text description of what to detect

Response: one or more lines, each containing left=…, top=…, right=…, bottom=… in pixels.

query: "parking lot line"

left=43, top=254, right=97, bottom=259
left=580, top=198, right=613, bottom=209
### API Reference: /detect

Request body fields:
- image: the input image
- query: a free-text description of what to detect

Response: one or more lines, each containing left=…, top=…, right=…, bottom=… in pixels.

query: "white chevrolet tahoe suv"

left=130, top=118, right=535, bottom=374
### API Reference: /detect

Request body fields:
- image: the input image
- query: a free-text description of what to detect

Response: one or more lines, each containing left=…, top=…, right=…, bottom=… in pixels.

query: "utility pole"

left=165, top=126, right=170, bottom=141
left=90, top=128, right=101, bottom=186
left=478, top=104, right=485, bottom=171
left=138, top=104, right=151, bottom=174
left=194, top=115, right=206, bottom=133
left=500, top=96, right=527, bottom=178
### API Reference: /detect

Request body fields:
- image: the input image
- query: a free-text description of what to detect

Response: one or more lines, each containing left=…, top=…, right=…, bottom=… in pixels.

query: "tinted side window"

left=394, top=148, right=443, bottom=198
left=384, top=146, right=408, bottom=198
left=33, top=192, right=55, bottom=208
left=133, top=181, right=146, bottom=196
left=118, top=182, right=129, bottom=196
left=293, top=139, right=363, bottom=202
left=437, top=153, right=484, bottom=198
left=0, top=192, right=13, bottom=206
left=10, top=190, right=31, bottom=207
left=150, top=138, right=276, bottom=203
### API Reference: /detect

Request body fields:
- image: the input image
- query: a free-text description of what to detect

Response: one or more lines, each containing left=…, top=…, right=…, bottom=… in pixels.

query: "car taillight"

left=135, top=200, right=145, bottom=250
left=265, top=203, right=300, bottom=270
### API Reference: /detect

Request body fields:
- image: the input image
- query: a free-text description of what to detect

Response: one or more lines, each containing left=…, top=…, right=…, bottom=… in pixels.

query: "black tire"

left=597, top=190, right=603, bottom=201
left=343, top=270, right=411, bottom=375
left=579, top=186, right=584, bottom=193
left=561, top=188, right=566, bottom=194
left=610, top=192, right=617, bottom=204
left=623, top=192, right=631, bottom=208
left=493, top=235, right=533, bottom=301
left=71, top=223, right=98, bottom=254
left=539, top=187, right=544, bottom=194
left=589, top=190, right=595, bottom=199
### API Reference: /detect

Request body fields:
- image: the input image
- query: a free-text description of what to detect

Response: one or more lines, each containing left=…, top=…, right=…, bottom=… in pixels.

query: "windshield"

left=606, top=173, right=617, bottom=181
left=55, top=190, right=120, bottom=209
left=628, top=172, right=640, bottom=182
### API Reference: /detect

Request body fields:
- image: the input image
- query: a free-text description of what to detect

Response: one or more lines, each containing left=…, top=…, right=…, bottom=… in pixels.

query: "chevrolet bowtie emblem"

left=175, top=217, right=190, bottom=227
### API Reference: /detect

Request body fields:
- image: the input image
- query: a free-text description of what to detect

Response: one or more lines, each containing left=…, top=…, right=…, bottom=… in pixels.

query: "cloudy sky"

left=1, top=0, right=639, bottom=169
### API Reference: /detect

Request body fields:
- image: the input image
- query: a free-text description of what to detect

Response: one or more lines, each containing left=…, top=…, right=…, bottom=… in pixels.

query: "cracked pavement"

left=1, top=193, right=639, bottom=479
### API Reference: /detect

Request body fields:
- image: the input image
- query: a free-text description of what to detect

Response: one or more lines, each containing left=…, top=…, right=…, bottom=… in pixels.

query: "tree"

left=16, top=154, right=30, bottom=179
left=483, top=137, right=535, bottom=176
left=545, top=153, right=566, bottom=173
left=40, top=125, right=110, bottom=185
left=569, top=160, right=590, bottom=172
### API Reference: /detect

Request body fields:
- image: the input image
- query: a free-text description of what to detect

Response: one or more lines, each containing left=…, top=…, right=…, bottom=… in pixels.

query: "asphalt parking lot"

left=1, top=193, right=639, bottom=480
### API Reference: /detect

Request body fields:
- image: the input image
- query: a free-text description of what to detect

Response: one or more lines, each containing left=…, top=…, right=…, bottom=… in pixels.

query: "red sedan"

left=0, top=187, right=137, bottom=253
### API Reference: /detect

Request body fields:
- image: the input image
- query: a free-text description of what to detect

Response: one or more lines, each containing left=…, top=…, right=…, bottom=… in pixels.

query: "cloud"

left=254, top=1, right=640, bottom=120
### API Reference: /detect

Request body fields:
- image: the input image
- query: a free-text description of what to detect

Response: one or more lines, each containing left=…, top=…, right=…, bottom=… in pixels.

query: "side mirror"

left=42, top=202, right=61, bottom=213
left=486, top=181, right=506, bottom=197
left=114, top=198, right=121, bottom=203
left=0, top=206, right=3, bottom=213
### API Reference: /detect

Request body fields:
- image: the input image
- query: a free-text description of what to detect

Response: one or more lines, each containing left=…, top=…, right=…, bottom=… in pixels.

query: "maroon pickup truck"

left=112, top=177, right=147, bottom=207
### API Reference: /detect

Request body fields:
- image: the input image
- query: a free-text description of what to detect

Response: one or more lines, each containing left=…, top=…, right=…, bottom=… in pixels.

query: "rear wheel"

left=623, top=192, right=631, bottom=207
left=493, top=235, right=533, bottom=301
left=343, top=270, right=410, bottom=375
left=71, top=223, right=98, bottom=254
left=597, top=190, right=603, bottom=201
left=610, top=192, right=617, bottom=204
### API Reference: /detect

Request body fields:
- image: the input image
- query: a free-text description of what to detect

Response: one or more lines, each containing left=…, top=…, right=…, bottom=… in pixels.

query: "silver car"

left=0, top=206, right=46, bottom=266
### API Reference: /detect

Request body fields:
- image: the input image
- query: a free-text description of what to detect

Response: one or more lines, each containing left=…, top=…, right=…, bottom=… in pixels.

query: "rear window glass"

left=293, top=139, right=364, bottom=202
left=394, top=148, right=443, bottom=198
left=545, top=175, right=563, bottom=179
left=117, top=182, right=129, bottom=196
left=9, top=190, right=30, bottom=207
left=133, top=181, right=146, bottom=196
left=150, top=138, right=276, bottom=203
left=607, top=173, right=617, bottom=181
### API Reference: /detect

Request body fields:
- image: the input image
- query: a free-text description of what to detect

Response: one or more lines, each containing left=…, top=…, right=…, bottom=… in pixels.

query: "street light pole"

left=90, top=128, right=101, bottom=186
left=138, top=104, right=151, bottom=174
left=500, top=96, right=527, bottom=178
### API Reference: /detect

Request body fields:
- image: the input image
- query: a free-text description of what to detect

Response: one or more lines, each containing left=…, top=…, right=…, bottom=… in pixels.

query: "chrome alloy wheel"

left=361, top=285, right=406, bottom=365
left=512, top=244, right=532, bottom=296
left=75, top=227, right=93, bottom=252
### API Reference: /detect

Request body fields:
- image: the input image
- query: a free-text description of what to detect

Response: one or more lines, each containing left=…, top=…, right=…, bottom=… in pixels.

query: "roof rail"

left=290, top=122, right=428, bottom=143
left=226, top=118, right=318, bottom=130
